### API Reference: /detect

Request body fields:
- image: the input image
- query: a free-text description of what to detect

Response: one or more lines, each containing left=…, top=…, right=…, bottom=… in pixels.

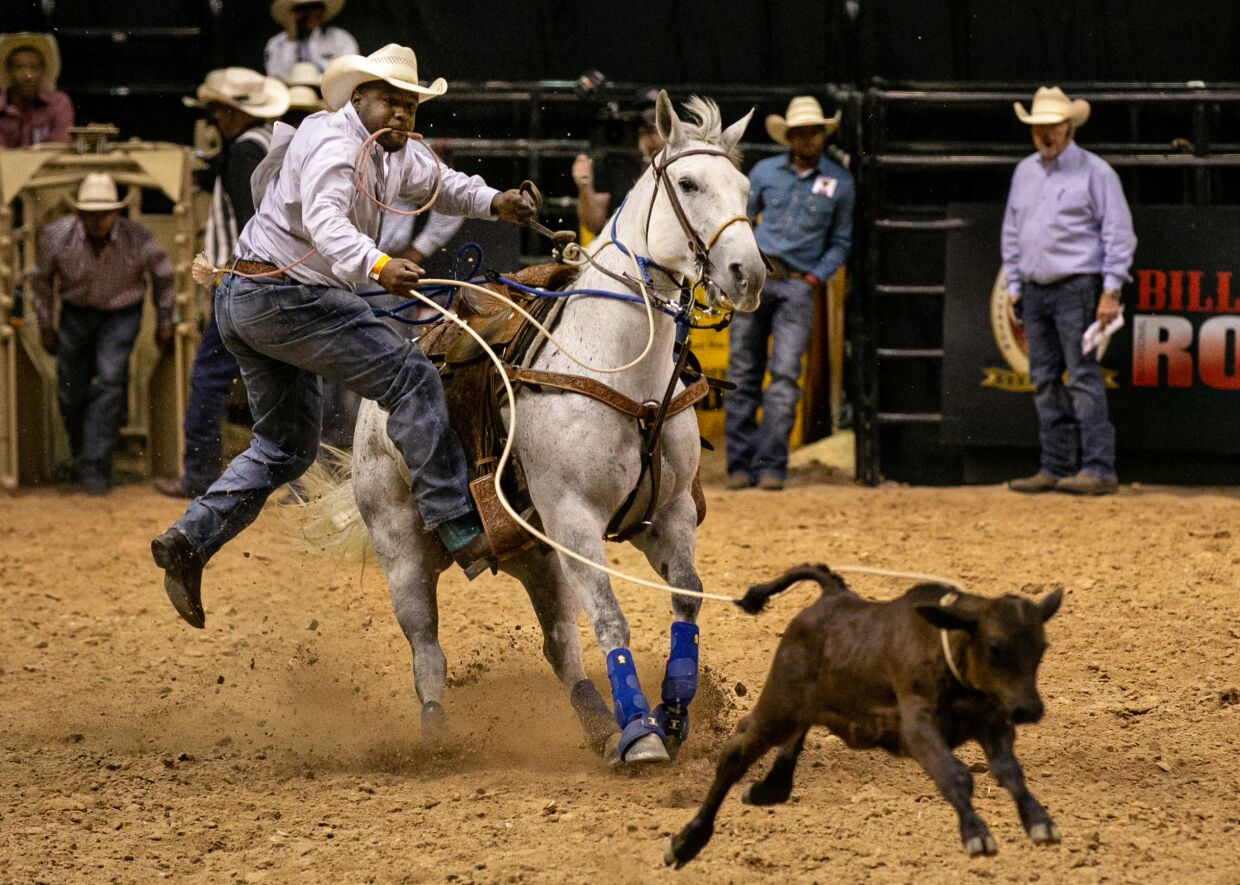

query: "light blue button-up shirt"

left=748, top=153, right=854, bottom=283
left=1001, top=141, right=1137, bottom=297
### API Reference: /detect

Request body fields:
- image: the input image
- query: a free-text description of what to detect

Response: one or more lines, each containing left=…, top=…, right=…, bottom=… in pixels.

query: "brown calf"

left=666, top=563, right=1063, bottom=868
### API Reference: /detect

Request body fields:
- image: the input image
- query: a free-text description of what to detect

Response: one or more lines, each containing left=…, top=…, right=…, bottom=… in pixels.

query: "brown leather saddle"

left=416, top=263, right=708, bottom=564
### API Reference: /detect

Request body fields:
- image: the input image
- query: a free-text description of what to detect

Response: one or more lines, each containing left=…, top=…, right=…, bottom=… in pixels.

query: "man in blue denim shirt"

left=151, top=45, right=536, bottom=629
left=725, top=96, right=854, bottom=490
left=1002, top=87, right=1136, bottom=496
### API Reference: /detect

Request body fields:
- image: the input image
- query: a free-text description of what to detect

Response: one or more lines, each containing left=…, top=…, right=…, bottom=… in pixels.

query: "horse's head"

left=643, top=90, right=765, bottom=313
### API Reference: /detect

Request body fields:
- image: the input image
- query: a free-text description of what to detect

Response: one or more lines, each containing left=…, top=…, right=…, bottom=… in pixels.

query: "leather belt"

left=765, top=255, right=805, bottom=282
left=227, top=258, right=285, bottom=280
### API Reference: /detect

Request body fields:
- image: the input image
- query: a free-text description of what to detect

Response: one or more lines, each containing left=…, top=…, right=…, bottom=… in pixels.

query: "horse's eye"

left=678, top=178, right=699, bottom=193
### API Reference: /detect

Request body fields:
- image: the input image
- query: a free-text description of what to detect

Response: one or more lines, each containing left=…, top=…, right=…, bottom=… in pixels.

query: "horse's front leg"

left=631, top=492, right=703, bottom=759
left=502, top=549, right=615, bottom=754
left=540, top=497, right=670, bottom=766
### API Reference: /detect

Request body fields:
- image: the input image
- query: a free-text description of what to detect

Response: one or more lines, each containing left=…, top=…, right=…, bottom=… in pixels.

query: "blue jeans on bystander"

left=1021, top=274, right=1117, bottom=480
left=55, top=302, right=143, bottom=482
left=173, top=273, right=473, bottom=562
left=723, top=277, right=814, bottom=482
left=181, top=312, right=241, bottom=495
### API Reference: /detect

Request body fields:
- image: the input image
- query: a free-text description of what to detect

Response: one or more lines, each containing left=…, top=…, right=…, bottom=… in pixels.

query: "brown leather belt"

left=227, top=258, right=285, bottom=280
left=766, top=255, right=806, bottom=282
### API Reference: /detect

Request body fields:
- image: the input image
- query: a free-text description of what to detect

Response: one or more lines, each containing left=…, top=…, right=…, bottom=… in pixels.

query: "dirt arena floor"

left=2, top=461, right=1239, bottom=884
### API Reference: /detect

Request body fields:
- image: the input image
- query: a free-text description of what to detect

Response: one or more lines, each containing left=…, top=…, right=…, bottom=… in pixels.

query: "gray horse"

left=319, top=91, right=765, bottom=766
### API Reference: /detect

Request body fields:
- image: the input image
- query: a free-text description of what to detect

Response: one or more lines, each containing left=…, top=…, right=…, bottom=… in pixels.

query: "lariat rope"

left=187, top=124, right=966, bottom=603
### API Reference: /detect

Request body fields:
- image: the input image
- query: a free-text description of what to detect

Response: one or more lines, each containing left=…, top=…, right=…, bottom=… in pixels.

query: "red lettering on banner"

left=1218, top=272, right=1234, bottom=313
left=1168, top=271, right=1185, bottom=311
left=1199, top=316, right=1240, bottom=389
left=1132, top=316, right=1194, bottom=387
left=1137, top=270, right=1166, bottom=310
left=1187, top=271, right=1214, bottom=312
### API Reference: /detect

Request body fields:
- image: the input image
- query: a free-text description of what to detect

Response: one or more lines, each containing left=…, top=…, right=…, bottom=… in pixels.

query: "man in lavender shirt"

left=1002, top=87, right=1136, bottom=496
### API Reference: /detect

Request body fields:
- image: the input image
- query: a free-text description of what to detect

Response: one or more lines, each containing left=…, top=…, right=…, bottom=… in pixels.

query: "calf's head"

left=917, top=588, right=1063, bottom=724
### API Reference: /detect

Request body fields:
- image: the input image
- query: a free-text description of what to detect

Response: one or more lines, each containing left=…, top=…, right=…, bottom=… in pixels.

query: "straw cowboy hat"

left=765, top=96, right=842, bottom=146
left=183, top=67, right=291, bottom=119
left=284, top=61, right=325, bottom=112
left=270, top=0, right=344, bottom=29
left=1014, top=86, right=1091, bottom=128
left=321, top=43, right=446, bottom=112
left=71, top=173, right=126, bottom=212
left=0, top=32, right=61, bottom=92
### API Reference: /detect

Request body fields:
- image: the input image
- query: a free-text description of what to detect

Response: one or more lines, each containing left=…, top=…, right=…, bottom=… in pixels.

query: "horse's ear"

left=655, top=89, right=683, bottom=147
left=720, top=107, right=754, bottom=157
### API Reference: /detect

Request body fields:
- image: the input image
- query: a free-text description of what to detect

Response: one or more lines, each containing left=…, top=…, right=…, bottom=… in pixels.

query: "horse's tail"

left=288, top=444, right=376, bottom=564
left=733, top=563, right=848, bottom=615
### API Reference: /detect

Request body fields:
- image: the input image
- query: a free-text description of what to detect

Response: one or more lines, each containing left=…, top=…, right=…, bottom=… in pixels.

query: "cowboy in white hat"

left=263, top=0, right=357, bottom=80
left=154, top=69, right=289, bottom=502
left=30, top=173, right=175, bottom=494
left=152, top=43, right=538, bottom=629
left=0, top=31, right=74, bottom=148
left=724, top=95, right=854, bottom=491
left=1003, top=86, right=1136, bottom=497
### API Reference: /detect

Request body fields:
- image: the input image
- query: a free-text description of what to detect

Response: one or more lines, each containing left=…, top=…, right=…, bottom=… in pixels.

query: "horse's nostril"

left=729, top=262, right=745, bottom=283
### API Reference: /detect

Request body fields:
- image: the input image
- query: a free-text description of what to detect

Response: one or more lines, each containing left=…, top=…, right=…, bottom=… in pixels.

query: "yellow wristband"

left=369, top=254, right=391, bottom=281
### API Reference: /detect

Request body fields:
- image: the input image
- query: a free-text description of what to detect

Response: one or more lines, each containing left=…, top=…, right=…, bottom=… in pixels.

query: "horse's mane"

left=679, top=96, right=740, bottom=164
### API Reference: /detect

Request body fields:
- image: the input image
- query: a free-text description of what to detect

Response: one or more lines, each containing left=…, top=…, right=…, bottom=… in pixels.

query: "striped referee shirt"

left=30, top=216, right=176, bottom=329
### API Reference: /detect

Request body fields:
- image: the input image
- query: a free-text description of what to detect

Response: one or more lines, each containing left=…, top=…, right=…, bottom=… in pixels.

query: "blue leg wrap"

left=606, top=648, right=664, bottom=758
left=658, top=621, right=699, bottom=742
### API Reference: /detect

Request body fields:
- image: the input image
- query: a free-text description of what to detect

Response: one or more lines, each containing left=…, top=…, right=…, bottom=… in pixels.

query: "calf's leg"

left=900, top=705, right=997, bottom=857
left=980, top=725, right=1060, bottom=845
left=665, top=714, right=797, bottom=868
left=742, top=726, right=809, bottom=806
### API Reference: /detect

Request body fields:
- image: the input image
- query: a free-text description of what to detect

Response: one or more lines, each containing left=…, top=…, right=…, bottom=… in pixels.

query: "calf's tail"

left=734, top=563, right=846, bottom=615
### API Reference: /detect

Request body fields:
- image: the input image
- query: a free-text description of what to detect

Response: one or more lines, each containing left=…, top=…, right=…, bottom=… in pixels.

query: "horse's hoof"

left=420, top=701, right=447, bottom=741
left=1029, top=822, right=1061, bottom=845
left=964, top=834, right=999, bottom=857
left=603, top=732, right=669, bottom=767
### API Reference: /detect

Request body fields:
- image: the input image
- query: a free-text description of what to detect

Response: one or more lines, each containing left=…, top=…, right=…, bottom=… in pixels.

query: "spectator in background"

left=154, top=68, right=289, bottom=500
left=282, top=61, right=326, bottom=127
left=724, top=96, right=854, bottom=491
left=30, top=174, right=174, bottom=495
left=0, top=32, right=73, bottom=148
left=264, top=0, right=358, bottom=80
left=572, top=106, right=665, bottom=237
left=1003, top=87, right=1136, bottom=496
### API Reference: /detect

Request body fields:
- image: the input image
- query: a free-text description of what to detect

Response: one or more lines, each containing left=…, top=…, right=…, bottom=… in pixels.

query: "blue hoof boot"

left=658, top=621, right=699, bottom=753
left=606, top=715, right=668, bottom=766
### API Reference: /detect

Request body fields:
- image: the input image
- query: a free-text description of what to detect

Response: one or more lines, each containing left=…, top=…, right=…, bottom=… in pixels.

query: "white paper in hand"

left=1081, top=314, right=1125, bottom=356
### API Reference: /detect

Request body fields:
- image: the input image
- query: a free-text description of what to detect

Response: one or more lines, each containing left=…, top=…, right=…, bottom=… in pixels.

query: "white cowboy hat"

left=270, top=0, right=344, bottom=29
left=764, top=95, right=841, bottom=146
left=0, top=32, right=61, bottom=92
left=71, top=173, right=126, bottom=212
left=183, top=67, right=291, bottom=119
left=321, top=43, right=447, bottom=112
left=1014, top=86, right=1090, bottom=128
left=284, top=62, right=325, bottom=111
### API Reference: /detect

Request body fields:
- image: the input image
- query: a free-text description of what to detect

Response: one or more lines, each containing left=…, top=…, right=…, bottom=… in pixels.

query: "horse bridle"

left=641, top=146, right=752, bottom=295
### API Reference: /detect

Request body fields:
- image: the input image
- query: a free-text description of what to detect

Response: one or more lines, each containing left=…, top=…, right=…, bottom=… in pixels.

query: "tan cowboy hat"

left=71, top=173, right=126, bottom=212
left=321, top=43, right=447, bottom=111
left=270, top=0, right=344, bottom=29
left=0, top=32, right=61, bottom=92
left=1014, top=86, right=1090, bottom=128
left=284, top=62, right=325, bottom=111
left=764, top=95, right=841, bottom=146
left=183, top=67, right=291, bottom=119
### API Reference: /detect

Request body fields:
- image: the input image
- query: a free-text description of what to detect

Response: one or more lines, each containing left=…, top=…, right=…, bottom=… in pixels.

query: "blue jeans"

left=1022, top=275, right=1117, bottom=480
left=724, top=277, right=814, bottom=480
left=174, top=274, right=473, bottom=561
left=181, top=312, right=241, bottom=494
left=55, top=302, right=143, bottom=479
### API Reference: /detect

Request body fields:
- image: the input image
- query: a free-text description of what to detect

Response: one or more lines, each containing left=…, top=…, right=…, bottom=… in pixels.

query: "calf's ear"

left=1039, top=586, right=1064, bottom=622
left=916, top=603, right=978, bottom=633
